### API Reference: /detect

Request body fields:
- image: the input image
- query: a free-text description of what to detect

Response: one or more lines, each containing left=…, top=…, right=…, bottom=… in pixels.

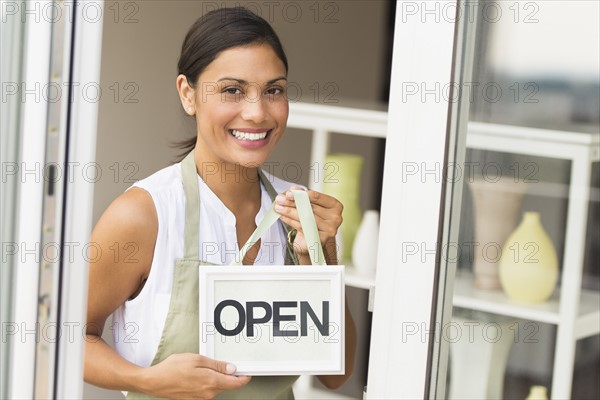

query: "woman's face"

left=192, top=43, right=288, bottom=168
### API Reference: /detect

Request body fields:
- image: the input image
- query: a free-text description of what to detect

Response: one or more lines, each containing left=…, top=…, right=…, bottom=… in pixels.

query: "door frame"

left=366, top=1, right=461, bottom=398
left=7, top=1, right=104, bottom=398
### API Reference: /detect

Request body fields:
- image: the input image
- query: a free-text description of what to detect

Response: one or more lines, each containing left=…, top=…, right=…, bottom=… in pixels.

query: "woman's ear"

left=176, top=74, right=196, bottom=116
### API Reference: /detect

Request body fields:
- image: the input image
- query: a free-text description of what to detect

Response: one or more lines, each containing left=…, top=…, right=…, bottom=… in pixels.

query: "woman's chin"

left=229, top=152, right=270, bottom=169
left=238, top=145, right=279, bottom=166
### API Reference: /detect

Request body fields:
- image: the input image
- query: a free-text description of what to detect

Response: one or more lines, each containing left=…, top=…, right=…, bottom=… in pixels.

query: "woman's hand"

left=274, top=186, right=342, bottom=264
left=141, top=353, right=251, bottom=399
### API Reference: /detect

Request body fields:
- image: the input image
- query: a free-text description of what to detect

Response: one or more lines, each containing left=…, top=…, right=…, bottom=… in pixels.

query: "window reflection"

left=470, top=0, right=599, bottom=132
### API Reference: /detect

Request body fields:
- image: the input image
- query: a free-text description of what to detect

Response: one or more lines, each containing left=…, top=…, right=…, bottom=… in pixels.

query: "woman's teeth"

left=230, top=130, right=268, bottom=141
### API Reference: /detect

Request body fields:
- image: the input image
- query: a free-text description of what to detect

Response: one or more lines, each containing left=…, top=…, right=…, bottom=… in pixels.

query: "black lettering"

left=214, top=300, right=245, bottom=336
left=246, top=301, right=272, bottom=337
left=273, top=301, right=298, bottom=337
left=301, top=301, right=329, bottom=336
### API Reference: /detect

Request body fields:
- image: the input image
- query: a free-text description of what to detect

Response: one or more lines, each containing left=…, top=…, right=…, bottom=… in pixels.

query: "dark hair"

left=175, top=7, right=288, bottom=157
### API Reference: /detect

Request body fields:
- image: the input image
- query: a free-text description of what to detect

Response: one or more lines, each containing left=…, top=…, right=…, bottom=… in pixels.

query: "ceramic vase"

left=499, top=212, right=558, bottom=303
left=526, top=386, right=549, bottom=400
left=449, top=311, right=515, bottom=399
left=468, top=178, right=528, bottom=290
left=322, top=153, right=364, bottom=263
left=352, top=210, right=379, bottom=274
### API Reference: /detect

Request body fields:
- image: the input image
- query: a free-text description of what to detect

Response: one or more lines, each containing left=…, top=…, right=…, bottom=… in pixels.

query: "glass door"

left=442, top=1, right=599, bottom=399
left=368, top=1, right=599, bottom=399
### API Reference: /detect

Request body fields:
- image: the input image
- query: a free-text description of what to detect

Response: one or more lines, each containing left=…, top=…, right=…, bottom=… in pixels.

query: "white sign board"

left=199, top=265, right=344, bottom=375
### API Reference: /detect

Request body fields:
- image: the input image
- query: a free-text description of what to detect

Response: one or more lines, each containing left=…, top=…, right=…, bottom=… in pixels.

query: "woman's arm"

left=85, top=188, right=250, bottom=397
left=85, top=188, right=156, bottom=391
left=275, top=189, right=357, bottom=389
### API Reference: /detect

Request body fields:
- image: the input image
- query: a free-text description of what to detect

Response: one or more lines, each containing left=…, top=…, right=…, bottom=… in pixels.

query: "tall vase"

left=499, top=212, right=558, bottom=303
left=468, top=178, right=528, bottom=290
left=322, top=153, right=364, bottom=263
left=449, top=311, right=515, bottom=399
left=352, top=210, right=379, bottom=275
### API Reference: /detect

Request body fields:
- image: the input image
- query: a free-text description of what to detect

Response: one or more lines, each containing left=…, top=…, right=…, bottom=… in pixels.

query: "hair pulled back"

left=176, top=7, right=288, bottom=156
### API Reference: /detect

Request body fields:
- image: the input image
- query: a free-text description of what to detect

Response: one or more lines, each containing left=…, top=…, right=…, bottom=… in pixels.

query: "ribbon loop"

left=232, top=190, right=326, bottom=266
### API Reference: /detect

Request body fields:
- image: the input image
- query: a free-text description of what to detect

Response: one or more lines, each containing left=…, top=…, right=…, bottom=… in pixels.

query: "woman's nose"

left=241, top=91, right=267, bottom=123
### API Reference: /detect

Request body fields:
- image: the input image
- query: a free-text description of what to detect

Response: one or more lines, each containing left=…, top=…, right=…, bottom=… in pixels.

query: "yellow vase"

left=526, top=385, right=548, bottom=400
left=499, top=212, right=558, bottom=303
left=322, top=153, right=364, bottom=263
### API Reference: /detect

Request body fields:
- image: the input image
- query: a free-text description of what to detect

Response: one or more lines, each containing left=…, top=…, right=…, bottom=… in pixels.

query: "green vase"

left=499, top=212, right=559, bottom=303
left=322, top=153, right=364, bottom=263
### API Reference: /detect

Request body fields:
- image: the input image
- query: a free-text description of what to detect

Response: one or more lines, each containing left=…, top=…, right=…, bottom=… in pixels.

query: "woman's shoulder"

left=131, top=162, right=183, bottom=195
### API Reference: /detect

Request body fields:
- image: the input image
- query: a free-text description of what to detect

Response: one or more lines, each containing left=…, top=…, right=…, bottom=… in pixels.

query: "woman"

left=85, top=7, right=356, bottom=399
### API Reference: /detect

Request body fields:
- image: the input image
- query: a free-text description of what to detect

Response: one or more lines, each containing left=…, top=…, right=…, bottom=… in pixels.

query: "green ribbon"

left=233, top=190, right=326, bottom=266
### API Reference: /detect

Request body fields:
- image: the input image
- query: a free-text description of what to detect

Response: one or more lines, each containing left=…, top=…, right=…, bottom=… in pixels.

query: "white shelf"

left=467, top=122, right=600, bottom=161
left=453, top=272, right=600, bottom=339
left=468, top=121, right=600, bottom=148
left=344, top=265, right=376, bottom=290
left=288, top=101, right=388, bottom=138
left=515, top=181, right=599, bottom=202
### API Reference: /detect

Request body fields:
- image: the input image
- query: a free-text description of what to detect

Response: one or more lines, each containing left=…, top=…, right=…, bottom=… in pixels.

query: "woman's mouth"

left=229, top=129, right=271, bottom=141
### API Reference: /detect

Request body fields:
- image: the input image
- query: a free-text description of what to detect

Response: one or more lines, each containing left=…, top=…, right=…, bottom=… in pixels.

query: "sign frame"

left=199, top=265, right=345, bottom=376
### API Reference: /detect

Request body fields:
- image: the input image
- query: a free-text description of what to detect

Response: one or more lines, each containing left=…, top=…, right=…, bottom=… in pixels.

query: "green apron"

left=127, top=151, right=299, bottom=399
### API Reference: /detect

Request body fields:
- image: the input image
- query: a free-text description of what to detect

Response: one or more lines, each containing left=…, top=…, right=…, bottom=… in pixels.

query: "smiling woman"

left=84, top=7, right=356, bottom=400
left=176, top=43, right=289, bottom=168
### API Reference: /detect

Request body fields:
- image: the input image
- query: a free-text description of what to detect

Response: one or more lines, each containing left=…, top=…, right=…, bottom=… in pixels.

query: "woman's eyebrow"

left=217, top=76, right=288, bottom=85
left=266, top=76, right=287, bottom=84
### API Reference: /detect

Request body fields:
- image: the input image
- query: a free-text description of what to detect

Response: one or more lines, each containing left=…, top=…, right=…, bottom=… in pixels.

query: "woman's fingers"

left=277, top=189, right=343, bottom=217
left=146, top=353, right=252, bottom=398
left=276, top=205, right=338, bottom=238
left=284, top=188, right=341, bottom=210
left=195, top=356, right=253, bottom=391
left=277, top=214, right=302, bottom=231
left=209, top=373, right=252, bottom=391
left=196, top=356, right=237, bottom=375
left=276, top=194, right=342, bottom=228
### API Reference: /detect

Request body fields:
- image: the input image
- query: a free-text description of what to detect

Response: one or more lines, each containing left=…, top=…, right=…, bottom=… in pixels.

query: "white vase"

left=352, top=210, right=379, bottom=275
left=449, top=311, right=515, bottom=400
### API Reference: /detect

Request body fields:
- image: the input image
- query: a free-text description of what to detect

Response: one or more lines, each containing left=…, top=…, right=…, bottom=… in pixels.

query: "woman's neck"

left=193, top=151, right=262, bottom=215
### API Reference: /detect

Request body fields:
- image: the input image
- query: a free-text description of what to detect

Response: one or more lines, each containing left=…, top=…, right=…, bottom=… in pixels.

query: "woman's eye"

left=266, top=87, right=284, bottom=96
left=224, top=87, right=242, bottom=95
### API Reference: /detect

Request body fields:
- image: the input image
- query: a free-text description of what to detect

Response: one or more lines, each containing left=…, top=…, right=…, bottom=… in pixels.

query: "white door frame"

left=55, top=1, right=104, bottom=398
left=9, top=1, right=53, bottom=395
left=367, top=1, right=460, bottom=398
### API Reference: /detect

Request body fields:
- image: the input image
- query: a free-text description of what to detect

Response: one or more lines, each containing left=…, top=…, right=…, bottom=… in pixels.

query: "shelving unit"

left=287, top=102, right=600, bottom=399
left=454, top=272, right=600, bottom=334
left=287, top=102, right=386, bottom=399
left=466, top=122, right=599, bottom=399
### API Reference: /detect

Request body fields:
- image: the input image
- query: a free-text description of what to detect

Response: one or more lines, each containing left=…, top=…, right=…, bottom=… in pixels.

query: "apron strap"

left=232, top=189, right=326, bottom=266
left=181, top=151, right=201, bottom=260
left=181, top=152, right=302, bottom=265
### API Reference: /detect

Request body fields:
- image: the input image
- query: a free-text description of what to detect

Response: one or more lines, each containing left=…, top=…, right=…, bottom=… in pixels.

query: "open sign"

left=199, top=265, right=344, bottom=375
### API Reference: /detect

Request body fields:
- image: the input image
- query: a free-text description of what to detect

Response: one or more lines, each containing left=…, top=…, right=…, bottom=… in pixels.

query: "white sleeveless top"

left=112, top=161, right=297, bottom=367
